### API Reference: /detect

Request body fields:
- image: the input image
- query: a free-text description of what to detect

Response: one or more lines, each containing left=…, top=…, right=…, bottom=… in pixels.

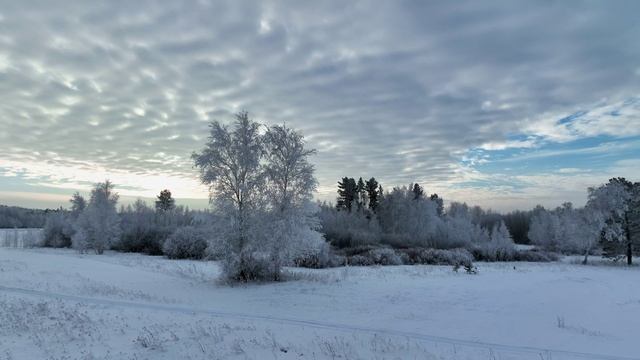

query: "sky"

left=0, top=0, right=639, bottom=212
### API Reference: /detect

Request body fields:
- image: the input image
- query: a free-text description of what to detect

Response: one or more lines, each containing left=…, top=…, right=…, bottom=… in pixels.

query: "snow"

left=1, top=248, right=639, bottom=359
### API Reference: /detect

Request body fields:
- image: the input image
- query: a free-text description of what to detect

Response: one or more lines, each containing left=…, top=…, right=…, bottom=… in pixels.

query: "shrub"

left=471, top=243, right=516, bottom=262
left=514, top=249, right=559, bottom=262
left=340, top=245, right=379, bottom=257
left=162, top=226, right=208, bottom=260
left=43, top=212, right=71, bottom=248
left=471, top=247, right=559, bottom=262
left=366, top=248, right=403, bottom=265
left=397, top=248, right=474, bottom=267
left=293, top=241, right=347, bottom=268
left=115, top=227, right=169, bottom=255
left=221, top=253, right=273, bottom=282
left=345, top=247, right=419, bottom=266
left=347, top=254, right=374, bottom=266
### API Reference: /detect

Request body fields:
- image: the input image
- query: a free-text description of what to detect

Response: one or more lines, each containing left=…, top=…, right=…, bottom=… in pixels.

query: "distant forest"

left=0, top=205, right=49, bottom=228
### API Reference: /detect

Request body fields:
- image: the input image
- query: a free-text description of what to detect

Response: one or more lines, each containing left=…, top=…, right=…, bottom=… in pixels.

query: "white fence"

left=0, top=228, right=44, bottom=248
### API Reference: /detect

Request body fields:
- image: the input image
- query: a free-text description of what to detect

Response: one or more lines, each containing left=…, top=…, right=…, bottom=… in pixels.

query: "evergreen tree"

left=69, top=192, right=86, bottom=218
left=430, top=193, right=444, bottom=216
left=365, top=177, right=380, bottom=212
left=155, top=189, right=176, bottom=212
left=337, top=177, right=357, bottom=212
left=356, top=177, right=367, bottom=211
left=412, top=183, right=424, bottom=200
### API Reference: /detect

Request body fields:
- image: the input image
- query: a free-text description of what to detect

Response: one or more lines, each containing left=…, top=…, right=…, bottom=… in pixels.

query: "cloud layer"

left=0, top=1, right=639, bottom=210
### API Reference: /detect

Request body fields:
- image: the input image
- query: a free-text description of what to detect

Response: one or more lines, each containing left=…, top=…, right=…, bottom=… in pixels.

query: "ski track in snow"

left=0, top=284, right=636, bottom=360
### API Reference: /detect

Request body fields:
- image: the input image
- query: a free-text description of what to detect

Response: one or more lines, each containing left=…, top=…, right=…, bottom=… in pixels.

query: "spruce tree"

left=337, top=177, right=357, bottom=212
left=155, top=189, right=176, bottom=212
left=430, top=193, right=444, bottom=216
left=412, top=183, right=424, bottom=200
left=356, top=177, right=367, bottom=211
left=365, top=177, right=380, bottom=212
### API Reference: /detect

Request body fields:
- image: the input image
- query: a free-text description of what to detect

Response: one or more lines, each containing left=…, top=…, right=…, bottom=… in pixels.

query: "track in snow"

left=0, top=284, right=637, bottom=360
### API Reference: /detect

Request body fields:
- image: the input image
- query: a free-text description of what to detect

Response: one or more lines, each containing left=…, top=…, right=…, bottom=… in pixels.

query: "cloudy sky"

left=0, top=0, right=639, bottom=211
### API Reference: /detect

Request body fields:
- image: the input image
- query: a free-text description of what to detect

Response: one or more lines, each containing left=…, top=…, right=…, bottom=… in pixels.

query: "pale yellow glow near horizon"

left=0, top=158, right=209, bottom=200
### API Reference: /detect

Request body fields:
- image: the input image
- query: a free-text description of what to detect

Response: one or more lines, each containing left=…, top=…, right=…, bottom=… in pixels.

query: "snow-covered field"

left=0, top=248, right=638, bottom=360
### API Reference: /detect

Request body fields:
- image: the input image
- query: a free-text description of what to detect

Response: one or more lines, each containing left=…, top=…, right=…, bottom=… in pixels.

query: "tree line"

left=3, top=111, right=639, bottom=283
left=323, top=175, right=640, bottom=265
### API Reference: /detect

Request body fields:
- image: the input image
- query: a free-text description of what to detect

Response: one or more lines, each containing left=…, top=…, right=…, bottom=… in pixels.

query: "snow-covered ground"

left=1, top=248, right=638, bottom=360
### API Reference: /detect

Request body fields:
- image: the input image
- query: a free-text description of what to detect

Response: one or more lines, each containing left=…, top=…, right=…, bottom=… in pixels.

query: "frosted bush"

left=397, top=248, right=474, bottom=267
left=366, top=248, right=403, bottom=265
left=43, top=212, right=71, bottom=248
left=163, top=226, right=209, bottom=259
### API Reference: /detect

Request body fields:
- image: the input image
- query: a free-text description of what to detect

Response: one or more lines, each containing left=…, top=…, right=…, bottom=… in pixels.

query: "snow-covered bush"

left=365, top=248, right=403, bottom=265
left=162, top=226, right=209, bottom=260
left=348, top=254, right=374, bottom=266
left=397, top=248, right=474, bottom=267
left=221, top=251, right=273, bottom=282
left=294, top=240, right=332, bottom=268
left=42, top=211, right=71, bottom=248
left=341, top=247, right=403, bottom=266
left=514, top=249, right=559, bottom=262
left=117, top=199, right=166, bottom=255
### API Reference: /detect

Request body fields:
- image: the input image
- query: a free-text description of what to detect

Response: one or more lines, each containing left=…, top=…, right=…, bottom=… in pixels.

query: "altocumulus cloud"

left=0, top=0, right=639, bottom=210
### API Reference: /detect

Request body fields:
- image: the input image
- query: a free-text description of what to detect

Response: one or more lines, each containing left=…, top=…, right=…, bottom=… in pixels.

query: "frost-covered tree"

left=528, top=206, right=563, bottom=251
left=429, top=193, right=444, bottom=216
left=377, top=186, right=441, bottom=247
left=319, top=202, right=382, bottom=247
left=118, top=199, right=164, bottom=254
left=43, top=209, right=71, bottom=248
left=567, top=207, right=604, bottom=264
left=587, top=178, right=638, bottom=265
left=192, top=111, right=265, bottom=281
left=491, top=221, right=512, bottom=244
left=437, top=202, right=489, bottom=249
left=69, top=192, right=86, bottom=218
left=356, top=177, right=367, bottom=211
left=486, top=220, right=515, bottom=259
left=527, top=202, right=605, bottom=263
left=263, top=124, right=319, bottom=280
left=72, top=181, right=121, bottom=254
left=62, top=192, right=87, bottom=240
left=155, top=189, right=176, bottom=212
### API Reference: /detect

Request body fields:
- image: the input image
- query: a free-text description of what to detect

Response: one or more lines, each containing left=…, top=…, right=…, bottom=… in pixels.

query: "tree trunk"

left=582, top=251, right=589, bottom=265
left=625, top=211, right=632, bottom=266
